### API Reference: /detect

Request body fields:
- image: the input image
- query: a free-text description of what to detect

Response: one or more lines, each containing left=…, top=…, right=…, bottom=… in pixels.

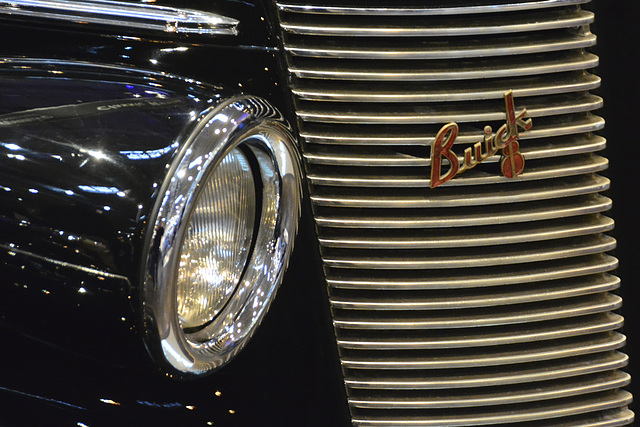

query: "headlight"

left=141, top=97, right=302, bottom=376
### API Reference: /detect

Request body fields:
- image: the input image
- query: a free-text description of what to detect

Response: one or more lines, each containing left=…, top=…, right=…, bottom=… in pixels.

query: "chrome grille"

left=275, top=1, right=633, bottom=425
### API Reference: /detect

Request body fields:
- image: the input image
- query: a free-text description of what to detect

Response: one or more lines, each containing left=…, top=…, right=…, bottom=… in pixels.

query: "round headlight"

left=142, top=97, right=302, bottom=375
left=176, top=148, right=256, bottom=330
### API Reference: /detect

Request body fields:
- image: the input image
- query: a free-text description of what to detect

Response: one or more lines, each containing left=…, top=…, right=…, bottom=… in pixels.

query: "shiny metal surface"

left=0, top=0, right=238, bottom=35
left=281, top=9, right=593, bottom=37
left=276, top=0, right=632, bottom=424
left=142, top=96, right=302, bottom=375
left=286, top=33, right=597, bottom=60
left=277, top=0, right=589, bottom=16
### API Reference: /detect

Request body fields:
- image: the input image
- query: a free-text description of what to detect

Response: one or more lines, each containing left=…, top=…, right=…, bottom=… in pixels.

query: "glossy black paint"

left=0, top=65, right=222, bottom=363
left=588, top=1, right=640, bottom=414
left=0, top=0, right=351, bottom=423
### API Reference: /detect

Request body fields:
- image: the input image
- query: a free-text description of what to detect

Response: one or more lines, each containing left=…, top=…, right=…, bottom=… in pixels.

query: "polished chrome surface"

left=276, top=0, right=632, bottom=424
left=0, top=0, right=239, bottom=35
left=142, top=96, right=301, bottom=375
left=281, top=9, right=593, bottom=37
left=277, top=0, right=589, bottom=15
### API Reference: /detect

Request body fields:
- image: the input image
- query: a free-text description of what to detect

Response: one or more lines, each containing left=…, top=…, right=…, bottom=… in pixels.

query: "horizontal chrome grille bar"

left=286, top=33, right=596, bottom=60
left=297, top=94, right=602, bottom=124
left=333, top=293, right=621, bottom=329
left=337, top=314, right=624, bottom=350
left=290, top=51, right=599, bottom=81
left=330, top=274, right=620, bottom=310
left=278, top=0, right=589, bottom=16
left=301, top=114, right=605, bottom=145
left=345, top=352, right=628, bottom=390
left=293, top=72, right=600, bottom=102
left=323, top=234, right=616, bottom=269
left=312, top=174, right=609, bottom=208
left=351, top=391, right=632, bottom=426
left=308, top=155, right=608, bottom=188
left=281, top=10, right=593, bottom=37
left=304, top=134, right=606, bottom=167
left=349, top=371, right=629, bottom=408
left=327, top=254, right=618, bottom=290
left=320, top=215, right=613, bottom=249
left=341, top=332, right=626, bottom=369
left=315, top=194, right=611, bottom=228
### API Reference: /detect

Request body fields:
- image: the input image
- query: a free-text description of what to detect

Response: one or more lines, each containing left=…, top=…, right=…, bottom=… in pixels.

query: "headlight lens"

left=142, top=97, right=301, bottom=376
left=176, top=148, right=256, bottom=329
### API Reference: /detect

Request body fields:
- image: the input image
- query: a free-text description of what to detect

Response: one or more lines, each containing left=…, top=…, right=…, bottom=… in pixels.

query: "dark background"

left=589, top=0, right=640, bottom=414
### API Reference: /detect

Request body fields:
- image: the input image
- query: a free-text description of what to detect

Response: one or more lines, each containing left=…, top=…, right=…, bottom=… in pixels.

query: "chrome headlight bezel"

left=141, top=97, right=302, bottom=376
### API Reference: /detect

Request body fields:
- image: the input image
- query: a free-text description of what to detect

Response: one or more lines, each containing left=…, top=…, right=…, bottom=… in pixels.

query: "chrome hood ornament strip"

left=0, top=0, right=239, bottom=36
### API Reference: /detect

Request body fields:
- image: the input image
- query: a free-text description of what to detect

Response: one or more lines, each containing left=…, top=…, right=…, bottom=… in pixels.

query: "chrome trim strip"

left=345, top=352, right=629, bottom=389
left=333, top=294, right=622, bottom=330
left=327, top=254, right=618, bottom=290
left=297, top=94, right=603, bottom=125
left=307, top=155, right=609, bottom=188
left=323, top=235, right=617, bottom=270
left=286, top=34, right=597, bottom=60
left=277, top=0, right=590, bottom=16
left=0, top=0, right=239, bottom=36
left=0, top=243, right=129, bottom=280
left=348, top=371, right=630, bottom=408
left=290, top=52, right=599, bottom=81
left=304, top=135, right=606, bottom=167
left=341, top=332, right=626, bottom=369
left=316, top=194, right=612, bottom=229
left=331, top=275, right=620, bottom=310
left=300, top=115, right=605, bottom=146
left=311, top=175, right=610, bottom=208
left=292, top=73, right=601, bottom=103
left=351, top=391, right=632, bottom=426
left=320, top=216, right=614, bottom=249
left=281, top=10, right=593, bottom=37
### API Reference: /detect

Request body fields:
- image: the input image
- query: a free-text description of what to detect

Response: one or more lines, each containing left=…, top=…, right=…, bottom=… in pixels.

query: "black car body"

left=0, top=1, right=636, bottom=426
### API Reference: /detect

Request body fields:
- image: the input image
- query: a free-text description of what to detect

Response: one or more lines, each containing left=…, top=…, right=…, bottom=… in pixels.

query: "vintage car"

left=0, top=0, right=636, bottom=425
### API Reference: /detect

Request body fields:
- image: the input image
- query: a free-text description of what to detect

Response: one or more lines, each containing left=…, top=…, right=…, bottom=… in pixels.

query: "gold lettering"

left=429, top=123, right=460, bottom=188
left=429, top=91, right=532, bottom=188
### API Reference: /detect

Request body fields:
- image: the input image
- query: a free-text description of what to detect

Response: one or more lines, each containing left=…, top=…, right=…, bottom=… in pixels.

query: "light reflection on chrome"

left=142, top=96, right=302, bottom=375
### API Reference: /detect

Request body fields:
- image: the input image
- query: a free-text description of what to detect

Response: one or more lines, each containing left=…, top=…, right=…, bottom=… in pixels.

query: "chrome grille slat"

left=350, top=391, right=632, bottom=426
left=327, top=254, right=618, bottom=290
left=277, top=1, right=590, bottom=16
left=315, top=194, right=612, bottom=228
left=290, top=51, right=599, bottom=81
left=323, top=234, right=616, bottom=269
left=296, top=94, right=602, bottom=124
left=286, top=33, right=597, bottom=60
left=312, top=174, right=609, bottom=208
left=293, top=72, right=600, bottom=102
left=345, top=352, right=628, bottom=389
left=281, top=10, right=593, bottom=37
left=341, top=332, right=626, bottom=369
left=337, top=313, right=623, bottom=349
left=308, top=154, right=608, bottom=187
left=333, top=293, right=622, bottom=330
left=304, top=134, right=606, bottom=166
left=319, top=215, right=613, bottom=249
left=275, top=0, right=631, bottom=424
left=349, top=371, right=629, bottom=408
left=331, top=273, right=620, bottom=309
left=301, top=114, right=605, bottom=145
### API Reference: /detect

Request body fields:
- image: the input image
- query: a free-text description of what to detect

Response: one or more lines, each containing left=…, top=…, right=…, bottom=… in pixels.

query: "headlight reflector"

left=176, top=148, right=256, bottom=330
